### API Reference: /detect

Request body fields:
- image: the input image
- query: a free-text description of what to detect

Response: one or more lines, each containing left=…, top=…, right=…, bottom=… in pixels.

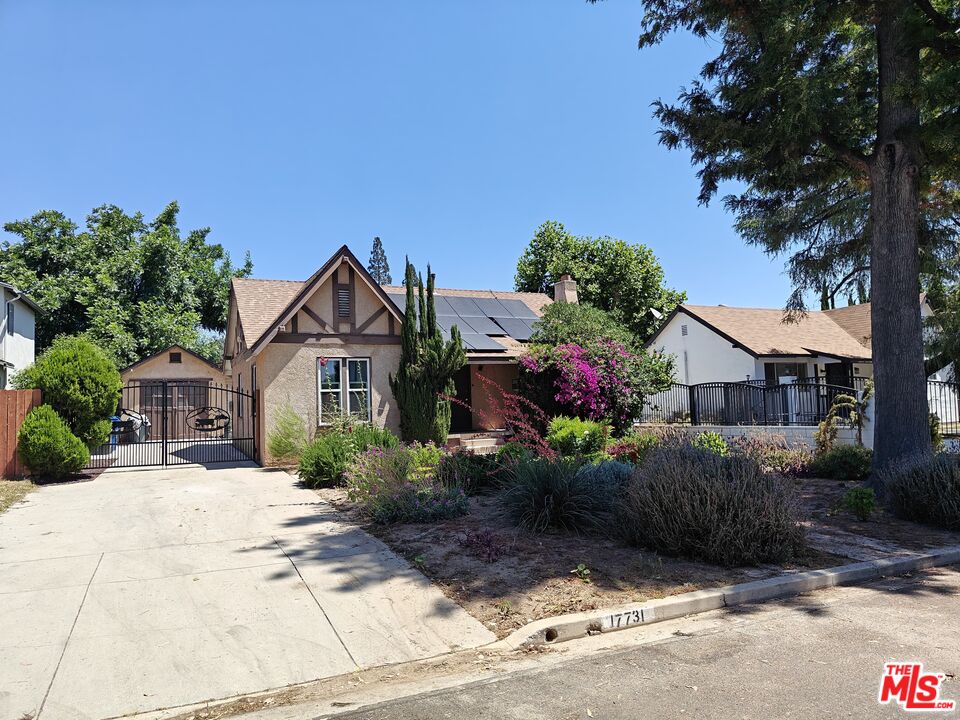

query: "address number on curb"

left=601, top=607, right=652, bottom=631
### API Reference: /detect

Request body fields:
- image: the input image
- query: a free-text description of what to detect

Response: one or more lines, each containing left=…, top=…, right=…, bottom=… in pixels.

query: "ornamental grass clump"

left=882, top=455, right=960, bottom=531
left=499, top=457, right=614, bottom=534
left=618, top=446, right=805, bottom=567
left=345, top=445, right=467, bottom=524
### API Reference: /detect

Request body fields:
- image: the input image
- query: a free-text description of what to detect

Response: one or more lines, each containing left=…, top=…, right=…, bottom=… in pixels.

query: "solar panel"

left=493, top=317, right=537, bottom=341
left=474, top=297, right=510, bottom=316
left=432, top=295, right=455, bottom=315
left=460, top=333, right=505, bottom=351
left=435, top=315, right=456, bottom=331
left=446, top=296, right=485, bottom=317
left=386, top=292, right=407, bottom=312
left=496, top=299, right=538, bottom=319
left=459, top=315, right=504, bottom=335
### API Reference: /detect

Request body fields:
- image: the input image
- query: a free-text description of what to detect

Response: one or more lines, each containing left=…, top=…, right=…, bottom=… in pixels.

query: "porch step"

left=448, top=433, right=507, bottom=455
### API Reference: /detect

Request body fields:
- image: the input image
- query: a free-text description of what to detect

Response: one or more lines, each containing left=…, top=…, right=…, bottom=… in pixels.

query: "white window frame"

left=317, top=357, right=372, bottom=425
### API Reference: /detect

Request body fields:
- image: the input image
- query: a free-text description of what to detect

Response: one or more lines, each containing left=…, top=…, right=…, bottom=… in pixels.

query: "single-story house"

left=225, top=245, right=569, bottom=463
left=645, top=297, right=936, bottom=387
left=0, top=281, right=39, bottom=390
left=121, top=344, right=228, bottom=387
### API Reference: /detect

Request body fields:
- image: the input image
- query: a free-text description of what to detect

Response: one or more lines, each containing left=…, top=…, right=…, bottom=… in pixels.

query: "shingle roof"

left=232, top=278, right=551, bottom=349
left=823, top=303, right=873, bottom=349
left=677, top=303, right=873, bottom=359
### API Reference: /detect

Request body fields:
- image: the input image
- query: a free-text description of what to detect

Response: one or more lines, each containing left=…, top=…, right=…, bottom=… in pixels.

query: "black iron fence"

left=640, top=379, right=864, bottom=427
left=86, top=380, right=258, bottom=469
left=642, top=378, right=960, bottom=433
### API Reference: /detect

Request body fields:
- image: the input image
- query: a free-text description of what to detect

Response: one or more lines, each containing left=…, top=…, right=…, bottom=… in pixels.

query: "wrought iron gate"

left=86, top=380, right=258, bottom=469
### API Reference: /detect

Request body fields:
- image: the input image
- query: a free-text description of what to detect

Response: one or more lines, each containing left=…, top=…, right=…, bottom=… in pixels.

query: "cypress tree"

left=389, top=259, right=466, bottom=444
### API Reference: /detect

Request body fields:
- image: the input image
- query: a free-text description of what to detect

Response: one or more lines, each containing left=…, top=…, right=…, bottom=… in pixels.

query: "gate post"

left=161, top=380, right=169, bottom=466
left=689, top=385, right=699, bottom=426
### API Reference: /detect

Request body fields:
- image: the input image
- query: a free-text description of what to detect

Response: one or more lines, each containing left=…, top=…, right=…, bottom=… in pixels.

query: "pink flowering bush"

left=520, top=340, right=668, bottom=434
left=345, top=444, right=468, bottom=524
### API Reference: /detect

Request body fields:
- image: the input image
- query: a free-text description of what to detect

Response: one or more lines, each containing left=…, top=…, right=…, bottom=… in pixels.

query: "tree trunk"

left=869, top=0, right=930, bottom=474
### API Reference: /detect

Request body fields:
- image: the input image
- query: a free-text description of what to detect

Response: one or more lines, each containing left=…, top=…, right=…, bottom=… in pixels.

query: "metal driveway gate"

left=87, top=380, right=258, bottom=469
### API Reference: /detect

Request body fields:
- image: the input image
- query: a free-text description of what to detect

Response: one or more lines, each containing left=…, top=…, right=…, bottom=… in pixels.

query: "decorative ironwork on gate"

left=86, top=380, right=257, bottom=469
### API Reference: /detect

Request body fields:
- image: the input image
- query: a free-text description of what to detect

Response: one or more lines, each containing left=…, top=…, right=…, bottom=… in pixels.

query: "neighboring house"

left=225, top=245, right=565, bottom=463
left=0, top=281, right=39, bottom=390
left=646, top=297, right=937, bottom=387
left=121, top=344, right=228, bottom=386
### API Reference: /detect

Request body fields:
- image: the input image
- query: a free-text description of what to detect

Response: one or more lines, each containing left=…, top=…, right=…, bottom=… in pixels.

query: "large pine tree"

left=605, top=0, right=960, bottom=471
left=367, top=236, right=392, bottom=285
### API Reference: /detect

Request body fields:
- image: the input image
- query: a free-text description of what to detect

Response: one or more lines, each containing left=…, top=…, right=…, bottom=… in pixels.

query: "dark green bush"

left=883, top=455, right=960, bottom=530
left=297, top=431, right=354, bottom=487
left=811, top=445, right=873, bottom=482
left=842, top=487, right=877, bottom=521
left=546, top=416, right=609, bottom=457
left=14, top=336, right=121, bottom=448
left=500, top=458, right=613, bottom=533
left=437, top=451, right=501, bottom=494
left=17, top=405, right=90, bottom=480
left=618, top=447, right=805, bottom=566
left=348, top=422, right=401, bottom=453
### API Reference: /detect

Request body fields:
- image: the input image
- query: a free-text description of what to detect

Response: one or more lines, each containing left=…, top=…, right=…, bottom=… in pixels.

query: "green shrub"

left=267, top=403, right=308, bottom=463
left=692, top=431, right=729, bottom=456
left=14, top=336, right=121, bottom=447
left=842, top=487, right=877, bottom=521
left=546, top=416, right=609, bottom=457
left=17, top=405, right=90, bottom=480
left=437, top=451, right=500, bottom=494
left=500, top=458, right=612, bottom=533
left=811, top=445, right=873, bottom=482
left=606, top=431, right=659, bottom=465
left=617, top=447, right=805, bottom=566
left=297, top=431, right=354, bottom=487
left=348, top=422, right=400, bottom=454
left=883, top=455, right=960, bottom=530
left=496, top=442, right=533, bottom=465
left=345, top=445, right=466, bottom=523
left=930, top=413, right=945, bottom=453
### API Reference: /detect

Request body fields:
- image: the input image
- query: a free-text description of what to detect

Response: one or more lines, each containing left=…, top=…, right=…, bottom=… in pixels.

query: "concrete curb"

left=498, top=545, right=960, bottom=649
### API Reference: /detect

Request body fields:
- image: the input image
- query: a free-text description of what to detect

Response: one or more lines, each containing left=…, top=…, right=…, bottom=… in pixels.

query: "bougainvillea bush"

left=344, top=444, right=468, bottom=524
left=519, top=340, right=671, bottom=434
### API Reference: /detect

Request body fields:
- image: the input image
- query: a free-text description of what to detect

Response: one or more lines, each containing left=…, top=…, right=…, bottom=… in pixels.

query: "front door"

left=824, top=361, right=853, bottom=388
left=450, top=365, right=473, bottom=432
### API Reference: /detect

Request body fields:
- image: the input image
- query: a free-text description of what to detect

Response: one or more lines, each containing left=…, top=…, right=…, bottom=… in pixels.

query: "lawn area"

left=0, top=478, right=34, bottom=515
left=315, top=486, right=843, bottom=638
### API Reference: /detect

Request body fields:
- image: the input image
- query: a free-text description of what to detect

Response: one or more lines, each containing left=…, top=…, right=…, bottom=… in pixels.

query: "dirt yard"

left=0, top=478, right=33, bottom=515
left=315, top=486, right=844, bottom=638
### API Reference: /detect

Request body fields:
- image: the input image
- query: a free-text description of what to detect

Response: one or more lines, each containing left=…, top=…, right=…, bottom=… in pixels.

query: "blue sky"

left=0, top=1, right=793, bottom=307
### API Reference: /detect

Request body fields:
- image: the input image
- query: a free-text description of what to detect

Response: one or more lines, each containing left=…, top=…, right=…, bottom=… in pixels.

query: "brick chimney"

left=553, top=274, right=578, bottom=304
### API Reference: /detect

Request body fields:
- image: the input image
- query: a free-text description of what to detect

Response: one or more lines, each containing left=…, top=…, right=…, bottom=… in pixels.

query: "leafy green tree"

left=389, top=259, right=466, bottom=444
left=367, top=236, right=392, bottom=284
left=0, top=202, right=252, bottom=366
left=530, top=301, right=637, bottom=350
left=515, top=220, right=684, bottom=341
left=603, top=0, right=960, bottom=471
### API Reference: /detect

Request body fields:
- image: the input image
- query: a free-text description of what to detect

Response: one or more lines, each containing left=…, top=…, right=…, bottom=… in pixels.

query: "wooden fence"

left=1, top=389, right=42, bottom=477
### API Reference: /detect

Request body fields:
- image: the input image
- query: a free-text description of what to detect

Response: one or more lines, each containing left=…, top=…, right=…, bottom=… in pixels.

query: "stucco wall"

left=650, top=311, right=756, bottom=384
left=258, top=342, right=402, bottom=464
left=1, top=287, right=37, bottom=388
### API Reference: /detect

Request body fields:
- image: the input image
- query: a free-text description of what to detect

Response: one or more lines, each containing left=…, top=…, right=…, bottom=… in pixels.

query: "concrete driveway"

left=0, top=464, right=494, bottom=720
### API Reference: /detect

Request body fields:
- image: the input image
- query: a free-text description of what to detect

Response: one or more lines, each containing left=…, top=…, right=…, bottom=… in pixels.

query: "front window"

left=318, top=357, right=371, bottom=424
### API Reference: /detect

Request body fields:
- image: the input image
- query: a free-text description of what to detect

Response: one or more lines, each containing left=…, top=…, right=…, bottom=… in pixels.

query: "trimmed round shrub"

left=811, top=445, right=872, bottom=482
left=692, top=431, right=729, bottom=456
left=606, top=431, right=660, bottom=465
left=618, top=447, right=806, bottom=566
left=18, top=405, right=90, bottom=480
left=14, top=336, right=121, bottom=448
left=500, top=458, right=613, bottom=533
left=883, top=455, right=960, bottom=530
left=546, top=416, right=609, bottom=457
left=297, top=431, right=354, bottom=487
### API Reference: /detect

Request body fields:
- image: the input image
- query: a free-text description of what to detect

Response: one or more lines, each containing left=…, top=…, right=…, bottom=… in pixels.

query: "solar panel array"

left=385, top=292, right=540, bottom=351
